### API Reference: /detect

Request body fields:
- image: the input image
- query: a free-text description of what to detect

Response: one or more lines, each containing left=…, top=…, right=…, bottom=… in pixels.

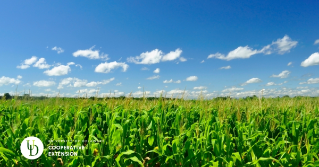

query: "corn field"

left=0, top=96, right=319, bottom=166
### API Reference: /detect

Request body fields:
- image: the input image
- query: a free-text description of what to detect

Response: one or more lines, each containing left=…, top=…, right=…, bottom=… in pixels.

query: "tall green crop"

left=0, top=97, right=318, bottom=166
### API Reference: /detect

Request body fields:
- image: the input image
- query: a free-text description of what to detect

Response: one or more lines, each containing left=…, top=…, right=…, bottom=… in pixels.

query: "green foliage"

left=0, top=97, right=318, bottom=166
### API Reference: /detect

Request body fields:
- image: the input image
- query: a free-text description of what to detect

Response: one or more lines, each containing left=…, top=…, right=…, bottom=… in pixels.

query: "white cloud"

left=17, top=75, right=22, bottom=79
left=0, top=76, right=21, bottom=86
left=141, top=67, right=149, bottom=70
left=57, top=78, right=72, bottom=89
left=153, top=68, right=160, bottom=73
left=301, top=52, right=319, bottom=67
left=73, top=46, right=108, bottom=60
left=242, top=78, right=262, bottom=86
left=314, top=39, right=319, bottom=45
left=287, top=62, right=292, bottom=66
left=147, top=75, right=160, bottom=80
left=163, top=79, right=173, bottom=83
left=161, top=48, right=183, bottom=61
left=179, top=57, right=187, bottom=62
left=95, top=61, right=129, bottom=73
left=271, top=70, right=291, bottom=78
left=222, top=87, right=244, bottom=92
left=271, top=35, right=298, bottom=54
left=17, top=56, right=38, bottom=69
left=138, top=86, right=142, bottom=89
left=194, top=86, right=207, bottom=90
left=127, top=48, right=182, bottom=64
left=76, top=89, right=98, bottom=94
left=220, top=65, right=231, bottom=69
left=207, top=35, right=297, bottom=61
left=33, top=58, right=51, bottom=69
left=163, top=79, right=181, bottom=83
left=266, top=82, right=276, bottom=86
left=86, top=78, right=115, bottom=87
left=208, top=46, right=260, bottom=61
left=75, top=64, right=82, bottom=69
left=58, top=77, right=114, bottom=89
left=300, top=78, right=319, bottom=84
left=116, top=82, right=122, bottom=86
left=33, top=80, right=56, bottom=87
left=73, top=78, right=87, bottom=87
left=201, top=60, right=205, bottom=63
left=127, top=49, right=163, bottom=64
left=127, top=91, right=151, bottom=97
left=52, top=46, right=64, bottom=54
left=167, top=89, right=187, bottom=95
left=186, top=76, right=198, bottom=81
left=207, top=52, right=225, bottom=59
left=153, top=90, right=165, bottom=97
left=44, top=62, right=74, bottom=76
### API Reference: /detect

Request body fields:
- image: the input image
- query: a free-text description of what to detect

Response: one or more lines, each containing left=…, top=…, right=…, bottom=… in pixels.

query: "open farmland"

left=0, top=96, right=319, bottom=166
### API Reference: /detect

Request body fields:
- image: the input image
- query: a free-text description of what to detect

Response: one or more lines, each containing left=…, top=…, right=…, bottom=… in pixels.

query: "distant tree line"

left=0, top=93, right=317, bottom=101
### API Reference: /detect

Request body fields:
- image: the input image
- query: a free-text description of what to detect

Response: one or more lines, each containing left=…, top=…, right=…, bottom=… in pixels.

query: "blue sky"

left=1, top=0, right=319, bottom=98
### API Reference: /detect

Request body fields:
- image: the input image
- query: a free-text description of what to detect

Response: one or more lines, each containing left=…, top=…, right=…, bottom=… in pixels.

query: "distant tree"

left=4, top=93, right=12, bottom=100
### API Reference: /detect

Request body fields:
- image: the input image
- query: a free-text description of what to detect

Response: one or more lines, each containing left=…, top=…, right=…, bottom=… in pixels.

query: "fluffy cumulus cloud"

left=162, top=49, right=183, bottom=61
left=301, top=52, right=319, bottom=67
left=116, top=82, right=122, bottom=86
left=220, top=65, right=231, bottom=69
left=76, top=89, right=99, bottom=95
left=127, top=48, right=182, bottom=64
left=271, top=70, right=291, bottom=78
left=207, top=35, right=297, bottom=61
left=266, top=82, right=276, bottom=86
left=33, top=58, right=51, bottom=69
left=33, top=80, right=56, bottom=87
left=147, top=75, right=160, bottom=80
left=0, top=76, right=21, bottom=86
left=208, top=46, right=260, bottom=61
left=222, top=87, right=244, bottom=92
left=167, top=89, right=187, bottom=95
left=17, top=75, right=22, bottom=79
left=44, top=62, right=75, bottom=76
left=194, top=86, right=207, bottom=90
left=299, top=78, right=319, bottom=84
left=153, top=68, right=160, bottom=73
left=95, top=61, right=129, bottom=73
left=73, top=46, right=108, bottom=60
left=287, top=62, right=292, bottom=66
left=58, top=77, right=115, bottom=89
left=186, top=76, right=198, bottom=81
left=163, top=79, right=181, bottom=83
left=52, top=46, right=64, bottom=54
left=241, top=78, right=262, bottom=86
left=315, top=39, right=319, bottom=45
left=17, top=56, right=38, bottom=69
left=271, top=35, right=298, bottom=54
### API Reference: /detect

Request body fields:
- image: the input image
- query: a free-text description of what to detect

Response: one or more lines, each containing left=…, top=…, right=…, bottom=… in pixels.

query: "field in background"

left=0, top=96, right=318, bottom=166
